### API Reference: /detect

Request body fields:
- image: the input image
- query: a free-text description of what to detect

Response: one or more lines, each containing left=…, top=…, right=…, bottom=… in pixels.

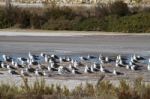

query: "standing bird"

left=21, top=69, right=31, bottom=77
left=8, top=69, right=19, bottom=75
left=7, top=65, right=16, bottom=70
left=1, top=62, right=5, bottom=68
left=44, top=55, right=48, bottom=63
left=58, top=66, right=64, bottom=75
left=131, top=65, right=135, bottom=71
left=73, top=60, right=78, bottom=68
left=2, top=54, right=7, bottom=61
left=35, top=69, right=44, bottom=76
left=11, top=59, right=15, bottom=65
left=100, top=65, right=105, bottom=72
left=126, top=65, right=130, bottom=69
left=84, top=65, right=91, bottom=73
left=115, top=62, right=119, bottom=67
left=113, top=69, right=123, bottom=75
left=105, top=56, right=109, bottom=63
left=113, top=69, right=117, bottom=75
left=25, top=65, right=35, bottom=73
left=71, top=69, right=81, bottom=74
left=147, top=64, right=150, bottom=71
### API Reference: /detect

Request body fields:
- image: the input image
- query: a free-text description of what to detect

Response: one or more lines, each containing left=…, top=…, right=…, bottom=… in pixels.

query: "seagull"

left=20, top=69, right=31, bottom=77
left=105, top=56, right=109, bottom=62
left=90, top=65, right=94, bottom=72
left=73, top=60, right=78, bottom=67
left=71, top=59, right=74, bottom=64
left=35, top=69, right=44, bottom=76
left=119, top=59, right=123, bottom=65
left=66, top=57, right=71, bottom=62
left=69, top=64, right=78, bottom=71
left=113, top=69, right=123, bottom=75
left=59, top=57, right=63, bottom=63
left=117, top=55, right=121, bottom=60
left=133, top=54, right=137, bottom=61
left=92, top=63, right=99, bottom=71
left=84, top=65, right=91, bottom=73
left=2, top=54, right=7, bottom=61
left=100, top=65, right=105, bottom=72
left=99, top=54, right=103, bottom=61
left=115, top=63, right=119, bottom=67
left=0, top=62, right=5, bottom=68
left=48, top=65, right=58, bottom=71
left=147, top=64, right=150, bottom=71
left=14, top=62, right=24, bottom=68
left=7, top=65, right=16, bottom=70
left=129, top=61, right=133, bottom=66
left=87, top=54, right=95, bottom=59
left=49, top=59, right=53, bottom=63
left=131, top=65, right=136, bottom=71
left=113, top=69, right=117, bottom=75
left=18, top=57, right=27, bottom=62
left=126, top=65, right=130, bottom=69
left=80, top=56, right=88, bottom=61
left=40, top=52, right=46, bottom=57
left=43, top=71, right=47, bottom=76
left=44, top=55, right=48, bottom=63
left=37, top=63, right=42, bottom=70
left=136, top=55, right=142, bottom=59
left=28, top=52, right=33, bottom=60
left=47, top=66, right=51, bottom=71
left=8, top=69, right=19, bottom=75
left=71, top=69, right=81, bottom=74
left=11, top=59, right=15, bottom=65
left=58, top=66, right=64, bottom=75
left=51, top=54, right=59, bottom=59
left=130, top=57, right=134, bottom=63
left=99, top=59, right=103, bottom=64
left=25, top=65, right=35, bottom=73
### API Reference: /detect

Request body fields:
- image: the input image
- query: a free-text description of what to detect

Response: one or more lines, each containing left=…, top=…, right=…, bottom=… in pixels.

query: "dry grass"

left=0, top=76, right=149, bottom=99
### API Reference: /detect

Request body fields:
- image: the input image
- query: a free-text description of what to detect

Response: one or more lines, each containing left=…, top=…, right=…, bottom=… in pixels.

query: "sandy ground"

left=0, top=30, right=150, bottom=89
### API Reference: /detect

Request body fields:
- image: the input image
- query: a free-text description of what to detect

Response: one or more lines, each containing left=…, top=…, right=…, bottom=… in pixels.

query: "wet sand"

left=0, top=31, right=150, bottom=89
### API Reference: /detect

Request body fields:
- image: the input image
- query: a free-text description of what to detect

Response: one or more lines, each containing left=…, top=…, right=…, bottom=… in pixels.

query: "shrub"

left=16, top=9, right=31, bottom=28
left=109, top=1, right=130, bottom=16
left=43, top=6, right=76, bottom=20
left=30, top=13, right=45, bottom=29
left=104, top=12, right=150, bottom=33
left=72, top=18, right=106, bottom=31
left=42, top=18, right=73, bottom=30
left=95, top=3, right=109, bottom=18
left=0, top=7, right=14, bottom=28
left=0, top=3, right=149, bottom=33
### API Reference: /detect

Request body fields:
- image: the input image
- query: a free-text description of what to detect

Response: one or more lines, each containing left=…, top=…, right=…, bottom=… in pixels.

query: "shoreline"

left=0, top=29, right=150, bottom=37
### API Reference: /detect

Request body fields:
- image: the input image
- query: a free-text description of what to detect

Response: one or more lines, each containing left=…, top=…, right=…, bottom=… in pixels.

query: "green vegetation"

left=0, top=1, right=149, bottom=32
left=0, top=77, right=150, bottom=99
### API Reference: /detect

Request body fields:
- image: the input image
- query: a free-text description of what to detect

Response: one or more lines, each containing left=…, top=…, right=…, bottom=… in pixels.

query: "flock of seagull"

left=0, top=52, right=150, bottom=77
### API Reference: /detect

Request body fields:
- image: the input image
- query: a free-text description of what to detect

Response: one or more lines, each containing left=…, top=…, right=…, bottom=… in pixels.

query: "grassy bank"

left=0, top=1, right=150, bottom=33
left=0, top=77, right=150, bottom=99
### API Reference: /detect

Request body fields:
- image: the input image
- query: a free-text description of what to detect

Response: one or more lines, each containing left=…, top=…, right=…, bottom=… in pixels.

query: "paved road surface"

left=0, top=31, right=150, bottom=54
